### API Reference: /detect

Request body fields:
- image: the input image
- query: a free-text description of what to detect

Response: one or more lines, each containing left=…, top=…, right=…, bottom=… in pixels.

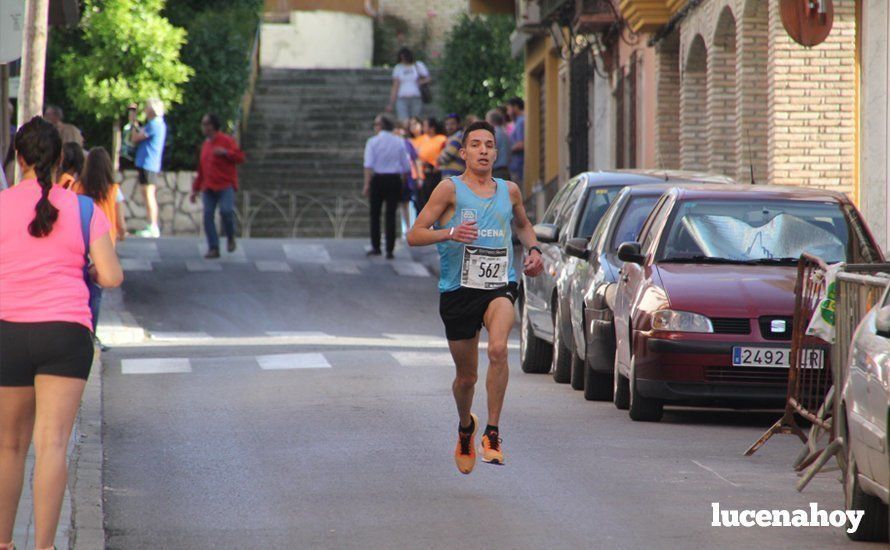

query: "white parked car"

left=840, top=283, right=890, bottom=542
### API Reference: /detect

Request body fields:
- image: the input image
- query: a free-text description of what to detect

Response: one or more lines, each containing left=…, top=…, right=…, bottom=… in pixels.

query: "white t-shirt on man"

left=392, top=62, right=429, bottom=98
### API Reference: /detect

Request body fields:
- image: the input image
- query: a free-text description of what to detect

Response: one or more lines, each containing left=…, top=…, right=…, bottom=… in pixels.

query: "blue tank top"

left=435, top=176, right=516, bottom=293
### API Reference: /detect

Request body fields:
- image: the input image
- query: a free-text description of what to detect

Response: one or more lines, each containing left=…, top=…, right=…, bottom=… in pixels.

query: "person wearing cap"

left=120, top=103, right=140, bottom=170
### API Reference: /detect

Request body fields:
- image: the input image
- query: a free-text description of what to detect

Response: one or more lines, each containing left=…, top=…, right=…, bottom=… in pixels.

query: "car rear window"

left=609, top=196, right=660, bottom=251
left=656, top=199, right=880, bottom=264
left=574, top=186, right=621, bottom=238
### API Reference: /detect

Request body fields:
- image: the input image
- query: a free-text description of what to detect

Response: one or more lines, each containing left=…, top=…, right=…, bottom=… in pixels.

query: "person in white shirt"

left=387, top=48, right=430, bottom=123
left=363, top=114, right=412, bottom=259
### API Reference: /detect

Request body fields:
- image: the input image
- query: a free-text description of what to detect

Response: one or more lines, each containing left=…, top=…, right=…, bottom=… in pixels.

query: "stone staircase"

left=238, top=68, right=394, bottom=238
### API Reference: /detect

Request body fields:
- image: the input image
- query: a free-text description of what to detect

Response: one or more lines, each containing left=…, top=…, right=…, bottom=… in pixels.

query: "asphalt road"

left=101, top=237, right=882, bottom=549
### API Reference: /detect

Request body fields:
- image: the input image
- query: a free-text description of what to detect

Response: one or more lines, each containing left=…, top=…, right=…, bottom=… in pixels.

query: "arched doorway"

left=681, top=35, right=708, bottom=171
left=709, top=6, right=738, bottom=177
left=737, top=0, right=769, bottom=183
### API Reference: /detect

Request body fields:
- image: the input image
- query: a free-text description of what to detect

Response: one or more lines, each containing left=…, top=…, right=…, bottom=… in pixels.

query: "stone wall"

left=119, top=170, right=202, bottom=236
left=376, top=0, right=467, bottom=60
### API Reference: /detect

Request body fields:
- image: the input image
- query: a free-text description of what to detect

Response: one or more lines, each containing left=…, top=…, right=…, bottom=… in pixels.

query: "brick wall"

left=681, top=36, right=709, bottom=170
left=768, top=0, right=856, bottom=193
left=736, top=0, right=769, bottom=183
left=656, top=35, right=681, bottom=169
left=377, top=0, right=467, bottom=59
left=708, top=8, right=737, bottom=175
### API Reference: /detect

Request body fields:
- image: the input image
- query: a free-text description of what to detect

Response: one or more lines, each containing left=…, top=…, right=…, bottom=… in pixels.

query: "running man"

left=407, top=120, right=543, bottom=474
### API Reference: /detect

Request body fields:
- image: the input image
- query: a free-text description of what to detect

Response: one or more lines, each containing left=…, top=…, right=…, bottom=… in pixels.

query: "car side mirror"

left=617, top=241, right=645, bottom=265
left=534, top=223, right=559, bottom=244
left=876, top=306, right=890, bottom=338
left=564, top=237, right=589, bottom=260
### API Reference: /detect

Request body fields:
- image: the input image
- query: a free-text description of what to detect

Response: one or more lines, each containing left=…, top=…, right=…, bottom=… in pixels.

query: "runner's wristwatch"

left=528, top=246, right=542, bottom=256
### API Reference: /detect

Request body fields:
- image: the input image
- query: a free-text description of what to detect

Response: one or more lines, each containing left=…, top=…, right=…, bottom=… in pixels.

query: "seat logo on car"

left=771, top=319, right=787, bottom=333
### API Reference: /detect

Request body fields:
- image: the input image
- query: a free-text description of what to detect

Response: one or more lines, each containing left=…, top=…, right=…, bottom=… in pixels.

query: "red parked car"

left=612, top=185, right=883, bottom=421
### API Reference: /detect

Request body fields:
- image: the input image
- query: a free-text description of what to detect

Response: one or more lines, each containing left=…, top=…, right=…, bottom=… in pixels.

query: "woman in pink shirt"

left=0, top=117, right=123, bottom=550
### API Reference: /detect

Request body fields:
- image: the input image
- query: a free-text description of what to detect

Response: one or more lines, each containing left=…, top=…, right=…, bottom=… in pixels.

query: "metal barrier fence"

left=745, top=254, right=832, bottom=458
left=238, top=189, right=369, bottom=239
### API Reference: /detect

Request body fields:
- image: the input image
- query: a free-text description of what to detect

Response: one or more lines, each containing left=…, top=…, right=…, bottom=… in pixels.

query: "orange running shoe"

left=481, top=429, right=505, bottom=465
left=454, top=413, right=478, bottom=474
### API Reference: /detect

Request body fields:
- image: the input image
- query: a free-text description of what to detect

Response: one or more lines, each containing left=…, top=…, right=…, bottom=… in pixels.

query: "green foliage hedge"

left=438, top=14, right=523, bottom=119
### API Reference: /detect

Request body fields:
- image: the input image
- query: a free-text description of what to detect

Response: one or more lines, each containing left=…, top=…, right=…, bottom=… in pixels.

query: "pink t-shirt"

left=0, top=179, right=111, bottom=330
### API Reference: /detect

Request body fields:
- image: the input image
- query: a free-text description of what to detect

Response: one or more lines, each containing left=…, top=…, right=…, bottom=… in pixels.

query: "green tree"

left=439, top=14, right=523, bottom=118
left=55, top=0, right=192, bottom=168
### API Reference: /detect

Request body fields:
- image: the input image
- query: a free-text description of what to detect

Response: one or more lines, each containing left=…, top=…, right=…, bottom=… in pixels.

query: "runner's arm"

left=407, top=180, right=476, bottom=246
left=508, top=182, right=544, bottom=276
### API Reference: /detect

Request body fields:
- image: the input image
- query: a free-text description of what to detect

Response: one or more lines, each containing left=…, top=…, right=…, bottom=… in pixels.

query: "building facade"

left=510, top=0, right=887, bottom=248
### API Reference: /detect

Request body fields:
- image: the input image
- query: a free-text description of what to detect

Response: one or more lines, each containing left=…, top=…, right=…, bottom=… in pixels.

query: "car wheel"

left=842, top=415, right=889, bottom=542
left=613, top=356, right=629, bottom=410
left=628, top=355, right=663, bottom=422
left=520, top=290, right=552, bottom=374
left=584, top=355, right=613, bottom=401
left=552, top=298, right=572, bottom=384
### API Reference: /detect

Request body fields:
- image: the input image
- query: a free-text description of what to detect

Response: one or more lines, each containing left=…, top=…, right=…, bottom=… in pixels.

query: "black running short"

left=137, top=167, right=159, bottom=186
left=439, top=282, right=519, bottom=341
left=0, top=321, right=94, bottom=387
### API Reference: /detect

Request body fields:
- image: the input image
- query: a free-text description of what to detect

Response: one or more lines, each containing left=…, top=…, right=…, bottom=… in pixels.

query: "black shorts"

left=439, top=282, right=518, bottom=341
left=0, top=321, right=94, bottom=386
left=137, top=167, right=159, bottom=185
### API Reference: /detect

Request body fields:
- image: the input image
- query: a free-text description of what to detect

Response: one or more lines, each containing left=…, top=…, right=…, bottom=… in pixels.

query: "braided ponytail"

left=14, top=117, right=62, bottom=237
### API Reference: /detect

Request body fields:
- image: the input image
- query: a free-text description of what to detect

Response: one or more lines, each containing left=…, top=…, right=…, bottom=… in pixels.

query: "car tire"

left=628, top=356, right=663, bottom=422
left=584, top=356, right=613, bottom=401
left=552, top=298, right=572, bottom=384
left=842, top=414, right=889, bottom=542
left=520, top=290, right=552, bottom=374
left=570, top=345, right=585, bottom=391
left=613, top=357, right=629, bottom=410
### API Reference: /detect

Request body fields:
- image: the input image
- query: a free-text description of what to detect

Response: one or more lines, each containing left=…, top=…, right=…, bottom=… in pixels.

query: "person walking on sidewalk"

left=407, top=121, right=544, bottom=474
left=0, top=117, right=123, bottom=550
left=131, top=98, right=167, bottom=238
left=387, top=48, right=431, bottom=122
left=363, top=114, right=411, bottom=259
left=190, top=114, right=245, bottom=259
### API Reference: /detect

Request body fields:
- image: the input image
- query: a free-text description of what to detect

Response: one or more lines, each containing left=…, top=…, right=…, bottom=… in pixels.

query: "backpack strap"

left=77, top=195, right=94, bottom=262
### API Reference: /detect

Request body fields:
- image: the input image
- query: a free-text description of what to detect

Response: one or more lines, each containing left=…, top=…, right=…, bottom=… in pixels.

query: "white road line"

left=113, top=334, right=520, bottom=350
left=149, top=332, right=212, bottom=341
left=265, top=331, right=333, bottom=338
left=118, top=241, right=160, bottom=260
left=255, top=261, right=292, bottom=272
left=383, top=333, right=447, bottom=343
left=122, top=358, right=192, bottom=374
left=120, top=259, right=154, bottom=272
left=391, top=351, right=454, bottom=367
left=186, top=260, right=223, bottom=272
left=324, top=262, right=361, bottom=275
left=257, top=353, right=331, bottom=370
left=391, top=261, right=430, bottom=277
left=283, top=244, right=331, bottom=263
left=691, top=460, right=742, bottom=488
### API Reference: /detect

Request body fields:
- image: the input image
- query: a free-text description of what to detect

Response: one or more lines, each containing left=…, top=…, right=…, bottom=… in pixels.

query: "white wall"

left=589, top=62, right=613, bottom=171
left=260, top=11, right=373, bottom=69
left=860, top=0, right=890, bottom=251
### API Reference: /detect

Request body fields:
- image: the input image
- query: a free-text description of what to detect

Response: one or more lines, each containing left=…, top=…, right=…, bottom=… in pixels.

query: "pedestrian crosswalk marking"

left=325, top=261, right=361, bottom=275
left=255, top=261, right=292, bottom=272
left=186, top=260, right=223, bottom=272
left=149, top=332, right=212, bottom=341
left=391, top=261, right=430, bottom=277
left=283, top=244, right=331, bottom=263
left=265, top=331, right=333, bottom=338
left=119, top=241, right=160, bottom=261
left=122, top=358, right=192, bottom=374
left=120, top=258, right=154, bottom=272
left=257, top=353, right=332, bottom=370
left=391, top=351, right=454, bottom=367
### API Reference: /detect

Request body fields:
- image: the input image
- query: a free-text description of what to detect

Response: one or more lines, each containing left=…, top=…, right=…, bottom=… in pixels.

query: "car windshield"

left=575, top=186, right=621, bottom=238
left=656, top=199, right=875, bottom=264
left=609, top=196, right=660, bottom=251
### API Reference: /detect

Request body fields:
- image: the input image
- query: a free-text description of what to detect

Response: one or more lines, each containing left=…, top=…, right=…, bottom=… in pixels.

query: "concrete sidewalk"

left=12, top=288, right=143, bottom=549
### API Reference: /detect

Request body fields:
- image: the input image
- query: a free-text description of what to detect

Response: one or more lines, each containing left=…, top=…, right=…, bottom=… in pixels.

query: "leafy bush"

left=438, top=14, right=523, bottom=119
left=373, top=14, right=429, bottom=67
left=164, top=1, right=261, bottom=169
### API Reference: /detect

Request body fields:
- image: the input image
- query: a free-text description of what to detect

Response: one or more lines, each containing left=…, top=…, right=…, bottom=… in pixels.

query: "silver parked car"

left=840, top=283, right=889, bottom=542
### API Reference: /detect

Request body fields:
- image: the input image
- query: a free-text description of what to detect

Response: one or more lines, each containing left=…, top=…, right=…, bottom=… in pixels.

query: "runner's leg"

left=482, top=297, right=514, bottom=426
left=448, top=334, right=480, bottom=428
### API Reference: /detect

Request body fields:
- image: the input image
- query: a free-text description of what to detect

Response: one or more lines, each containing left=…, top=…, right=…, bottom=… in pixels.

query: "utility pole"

left=17, top=0, right=49, bottom=126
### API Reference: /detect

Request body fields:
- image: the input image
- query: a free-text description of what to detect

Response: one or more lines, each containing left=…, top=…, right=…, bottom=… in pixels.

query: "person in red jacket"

left=190, top=114, right=245, bottom=259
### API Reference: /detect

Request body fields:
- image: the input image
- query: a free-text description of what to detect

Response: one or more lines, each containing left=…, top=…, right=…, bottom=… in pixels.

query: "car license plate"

left=731, top=347, right=823, bottom=369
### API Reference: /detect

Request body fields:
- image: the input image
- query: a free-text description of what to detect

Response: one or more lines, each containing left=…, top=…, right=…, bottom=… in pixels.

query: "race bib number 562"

left=461, top=246, right=509, bottom=290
